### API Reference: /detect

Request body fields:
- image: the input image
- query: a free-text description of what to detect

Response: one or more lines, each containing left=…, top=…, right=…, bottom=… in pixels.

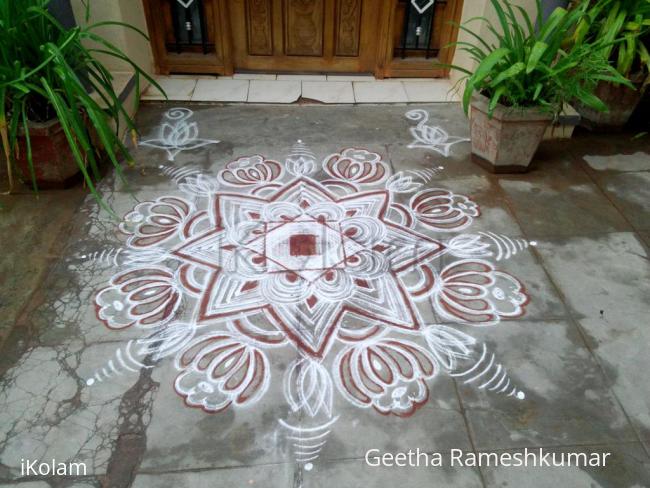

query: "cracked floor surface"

left=1, top=103, right=649, bottom=488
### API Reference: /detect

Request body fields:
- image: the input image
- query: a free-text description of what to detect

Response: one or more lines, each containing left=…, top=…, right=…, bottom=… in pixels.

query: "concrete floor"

left=0, top=103, right=649, bottom=487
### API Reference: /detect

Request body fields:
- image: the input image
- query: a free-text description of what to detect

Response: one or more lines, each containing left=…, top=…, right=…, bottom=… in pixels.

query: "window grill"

left=168, top=0, right=212, bottom=54
left=397, top=0, right=446, bottom=59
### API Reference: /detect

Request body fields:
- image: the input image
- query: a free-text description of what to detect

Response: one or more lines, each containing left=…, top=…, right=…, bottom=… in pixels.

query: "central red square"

left=289, top=234, right=318, bottom=257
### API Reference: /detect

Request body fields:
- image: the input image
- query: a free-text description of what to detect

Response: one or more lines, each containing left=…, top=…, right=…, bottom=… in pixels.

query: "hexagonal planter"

left=576, top=78, right=645, bottom=130
left=469, top=93, right=553, bottom=173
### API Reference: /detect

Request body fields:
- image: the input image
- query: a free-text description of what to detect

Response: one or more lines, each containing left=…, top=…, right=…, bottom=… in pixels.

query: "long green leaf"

left=20, top=100, right=37, bottom=193
left=526, top=41, right=548, bottom=74
left=490, top=61, right=525, bottom=86
left=41, top=76, right=115, bottom=217
left=470, top=47, right=511, bottom=86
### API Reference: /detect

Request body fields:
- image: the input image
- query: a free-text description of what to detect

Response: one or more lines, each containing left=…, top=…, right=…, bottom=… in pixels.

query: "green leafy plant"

left=449, top=0, right=632, bottom=118
left=571, top=0, right=650, bottom=83
left=0, top=0, right=163, bottom=209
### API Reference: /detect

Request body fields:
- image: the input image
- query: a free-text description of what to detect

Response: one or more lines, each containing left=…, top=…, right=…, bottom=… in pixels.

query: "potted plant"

left=0, top=0, right=162, bottom=206
left=448, top=0, right=631, bottom=172
left=570, top=0, right=650, bottom=128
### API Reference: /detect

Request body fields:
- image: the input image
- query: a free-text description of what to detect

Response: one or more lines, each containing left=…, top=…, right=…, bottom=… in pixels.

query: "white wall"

left=70, top=0, right=154, bottom=75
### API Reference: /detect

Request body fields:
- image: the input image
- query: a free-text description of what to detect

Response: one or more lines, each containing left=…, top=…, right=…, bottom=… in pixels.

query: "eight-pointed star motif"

left=171, top=178, right=447, bottom=358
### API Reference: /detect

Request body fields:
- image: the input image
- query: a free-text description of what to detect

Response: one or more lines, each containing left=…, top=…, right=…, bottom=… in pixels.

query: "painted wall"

left=70, top=0, right=154, bottom=75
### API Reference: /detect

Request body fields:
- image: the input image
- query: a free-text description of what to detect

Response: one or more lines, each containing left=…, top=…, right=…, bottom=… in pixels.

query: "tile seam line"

left=0, top=474, right=101, bottom=485
left=0, top=197, right=86, bottom=369
left=569, top=146, right=650, bottom=261
left=498, top=165, right=650, bottom=461
left=453, top=378, right=489, bottom=488
left=506, top=229, right=644, bottom=240
left=572, top=147, right=650, bottom=236
left=568, top=147, right=650, bottom=460
left=140, top=99, right=457, bottom=106
left=135, top=460, right=297, bottom=476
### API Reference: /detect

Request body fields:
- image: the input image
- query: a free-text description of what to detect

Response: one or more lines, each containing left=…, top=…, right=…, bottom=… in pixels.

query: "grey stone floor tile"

left=139, top=348, right=300, bottom=471
left=0, top=343, right=137, bottom=480
left=319, top=387, right=470, bottom=462
left=639, top=230, right=650, bottom=249
left=0, top=483, right=99, bottom=488
left=132, top=463, right=294, bottom=488
left=595, top=170, right=650, bottom=231
left=578, top=315, right=650, bottom=442
left=567, top=133, right=650, bottom=174
left=388, top=141, right=481, bottom=180
left=527, top=140, right=595, bottom=179
left=299, top=457, right=484, bottom=488
left=457, top=320, right=638, bottom=450
left=498, top=176, right=631, bottom=238
left=0, top=483, right=53, bottom=488
left=0, top=189, right=86, bottom=341
left=481, top=443, right=650, bottom=488
left=535, top=233, right=650, bottom=320
left=137, top=102, right=443, bottom=149
left=583, top=151, right=650, bottom=173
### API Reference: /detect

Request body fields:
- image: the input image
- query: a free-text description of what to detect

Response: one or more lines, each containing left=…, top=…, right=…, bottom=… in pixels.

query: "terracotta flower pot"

left=16, top=118, right=81, bottom=187
left=575, top=77, right=645, bottom=130
left=469, top=94, right=553, bottom=173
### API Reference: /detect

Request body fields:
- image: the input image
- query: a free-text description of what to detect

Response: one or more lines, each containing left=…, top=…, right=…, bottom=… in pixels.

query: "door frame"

left=143, top=0, right=464, bottom=78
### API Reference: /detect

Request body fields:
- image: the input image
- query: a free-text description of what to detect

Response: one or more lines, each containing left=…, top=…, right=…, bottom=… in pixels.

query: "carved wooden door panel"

left=228, top=0, right=379, bottom=73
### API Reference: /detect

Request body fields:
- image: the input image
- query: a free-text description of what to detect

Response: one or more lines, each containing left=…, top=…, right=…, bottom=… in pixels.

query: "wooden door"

left=228, top=0, right=379, bottom=73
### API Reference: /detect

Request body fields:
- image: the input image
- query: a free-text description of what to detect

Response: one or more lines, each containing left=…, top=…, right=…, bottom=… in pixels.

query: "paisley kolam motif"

left=410, top=188, right=480, bottom=231
left=334, top=337, right=437, bottom=417
left=174, top=333, right=270, bottom=413
left=119, top=196, right=193, bottom=248
left=218, top=155, right=283, bottom=186
left=323, top=148, right=389, bottom=184
left=95, top=267, right=182, bottom=329
left=89, top=140, right=535, bottom=469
